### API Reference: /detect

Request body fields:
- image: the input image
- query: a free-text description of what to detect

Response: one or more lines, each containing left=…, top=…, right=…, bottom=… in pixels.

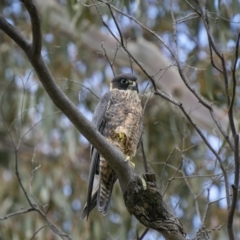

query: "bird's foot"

left=139, top=176, right=147, bottom=190
left=125, top=156, right=135, bottom=168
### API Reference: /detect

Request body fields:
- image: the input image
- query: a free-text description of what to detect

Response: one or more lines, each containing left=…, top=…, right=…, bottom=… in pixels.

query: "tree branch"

left=124, top=173, right=186, bottom=240
left=0, top=1, right=133, bottom=193
left=227, top=32, right=240, bottom=240
left=228, top=32, right=240, bottom=138
left=154, top=90, right=230, bottom=209
left=22, top=0, right=42, bottom=56
left=0, top=207, right=35, bottom=220
left=95, top=1, right=158, bottom=91
left=0, top=1, right=187, bottom=239
left=227, top=135, right=239, bottom=240
left=0, top=15, right=30, bottom=52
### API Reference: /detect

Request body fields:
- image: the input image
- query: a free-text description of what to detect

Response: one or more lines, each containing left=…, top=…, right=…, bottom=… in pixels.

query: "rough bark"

left=124, top=173, right=186, bottom=240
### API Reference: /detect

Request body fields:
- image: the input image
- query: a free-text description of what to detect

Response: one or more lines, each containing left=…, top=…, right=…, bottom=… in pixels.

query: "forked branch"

left=0, top=1, right=187, bottom=239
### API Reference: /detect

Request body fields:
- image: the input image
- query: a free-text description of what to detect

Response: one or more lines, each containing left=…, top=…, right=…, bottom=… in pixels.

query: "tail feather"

left=97, top=174, right=116, bottom=215
left=81, top=157, right=117, bottom=219
left=97, top=158, right=117, bottom=215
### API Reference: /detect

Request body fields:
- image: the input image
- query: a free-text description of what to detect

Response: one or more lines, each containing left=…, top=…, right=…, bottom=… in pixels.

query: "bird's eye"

left=121, top=79, right=128, bottom=84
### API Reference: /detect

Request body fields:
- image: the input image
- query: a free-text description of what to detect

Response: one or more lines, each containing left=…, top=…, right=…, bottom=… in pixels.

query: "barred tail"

left=97, top=157, right=117, bottom=215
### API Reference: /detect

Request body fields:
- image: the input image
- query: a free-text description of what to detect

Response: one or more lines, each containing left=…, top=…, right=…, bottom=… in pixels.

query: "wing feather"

left=81, top=91, right=111, bottom=220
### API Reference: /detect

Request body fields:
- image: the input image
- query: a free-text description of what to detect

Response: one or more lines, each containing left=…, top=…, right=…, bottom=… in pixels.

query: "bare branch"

left=163, top=160, right=182, bottom=196
left=106, top=3, right=125, bottom=47
left=154, top=90, right=230, bottom=208
left=228, top=33, right=240, bottom=137
left=193, top=1, right=222, bottom=60
left=0, top=0, right=134, bottom=190
left=227, top=135, right=239, bottom=240
left=0, top=3, right=186, bottom=239
left=78, top=0, right=112, bottom=7
left=0, top=207, right=35, bottom=220
left=101, top=41, right=116, bottom=76
left=95, top=2, right=158, bottom=91
left=29, top=224, right=48, bottom=240
left=209, top=110, right=234, bottom=151
left=193, top=1, right=232, bottom=108
left=137, top=227, right=149, bottom=240
left=59, top=78, right=100, bottom=100
left=110, top=1, right=213, bottom=113
left=0, top=15, right=30, bottom=52
left=140, top=140, right=148, bottom=173
left=109, top=3, right=176, bottom=59
left=170, top=0, right=212, bottom=110
left=227, top=33, right=240, bottom=239
left=23, top=0, right=42, bottom=56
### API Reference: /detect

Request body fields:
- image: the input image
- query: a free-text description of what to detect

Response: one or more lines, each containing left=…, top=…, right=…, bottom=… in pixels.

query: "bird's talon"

left=130, top=161, right=135, bottom=168
left=125, top=156, right=135, bottom=168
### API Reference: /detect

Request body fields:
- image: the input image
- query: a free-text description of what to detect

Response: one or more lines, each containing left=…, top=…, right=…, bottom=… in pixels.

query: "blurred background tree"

left=0, top=0, right=240, bottom=239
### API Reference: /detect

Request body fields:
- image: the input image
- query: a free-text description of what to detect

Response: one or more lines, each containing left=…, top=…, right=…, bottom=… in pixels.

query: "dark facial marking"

left=111, top=74, right=138, bottom=91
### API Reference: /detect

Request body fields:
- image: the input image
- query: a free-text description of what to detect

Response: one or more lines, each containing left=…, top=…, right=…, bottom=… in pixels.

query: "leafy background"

left=0, top=0, right=240, bottom=239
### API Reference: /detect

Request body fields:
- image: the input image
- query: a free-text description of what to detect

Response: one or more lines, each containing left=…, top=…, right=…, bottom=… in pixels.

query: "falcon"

left=81, top=73, right=143, bottom=219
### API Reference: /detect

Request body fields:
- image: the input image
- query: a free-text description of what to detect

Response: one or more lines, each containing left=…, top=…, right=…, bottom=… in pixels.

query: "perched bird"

left=81, top=73, right=143, bottom=219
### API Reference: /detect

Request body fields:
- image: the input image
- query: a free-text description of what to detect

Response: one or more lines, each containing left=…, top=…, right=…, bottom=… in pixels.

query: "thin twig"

left=193, top=1, right=222, bottom=59
left=30, top=150, right=44, bottom=208
left=202, top=188, right=210, bottom=225
left=154, top=90, right=230, bottom=207
left=14, top=148, right=35, bottom=208
left=111, top=1, right=213, bottom=111
left=0, top=208, right=35, bottom=220
left=106, top=3, right=124, bottom=47
left=228, top=32, right=240, bottom=137
left=29, top=224, right=49, bottom=240
left=59, top=78, right=100, bottom=100
left=176, top=13, right=199, bottom=24
left=112, top=43, right=120, bottom=70
left=0, top=1, right=72, bottom=239
left=140, top=140, right=148, bottom=173
left=138, top=227, right=149, bottom=240
left=101, top=41, right=116, bottom=76
left=227, top=34, right=240, bottom=239
left=178, top=102, right=230, bottom=207
left=181, top=156, right=201, bottom=222
left=109, top=3, right=175, bottom=60
left=227, top=135, right=239, bottom=240
left=209, top=110, right=234, bottom=151
left=95, top=2, right=158, bottom=91
left=160, top=147, right=178, bottom=190
left=78, top=0, right=112, bottom=7
left=163, top=159, right=183, bottom=196
left=21, top=111, right=60, bottom=140
left=109, top=0, right=235, bottom=164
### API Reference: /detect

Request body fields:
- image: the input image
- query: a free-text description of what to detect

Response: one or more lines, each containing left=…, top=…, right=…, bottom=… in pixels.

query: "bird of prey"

left=81, top=73, right=143, bottom=219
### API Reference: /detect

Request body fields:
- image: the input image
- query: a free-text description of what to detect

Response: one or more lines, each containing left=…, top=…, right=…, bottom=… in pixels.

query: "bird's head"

left=110, top=74, right=138, bottom=92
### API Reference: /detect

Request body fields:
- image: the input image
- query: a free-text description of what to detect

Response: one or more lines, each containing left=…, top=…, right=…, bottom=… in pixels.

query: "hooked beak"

left=128, top=80, right=138, bottom=92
